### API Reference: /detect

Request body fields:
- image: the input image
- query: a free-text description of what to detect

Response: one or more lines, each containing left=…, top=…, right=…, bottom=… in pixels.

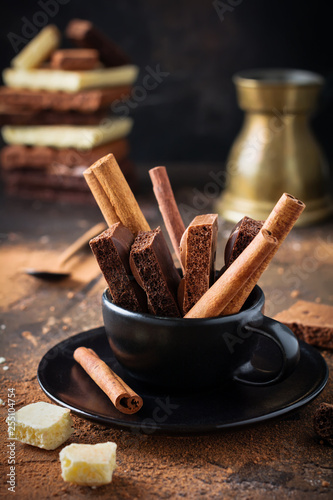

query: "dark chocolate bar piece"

left=0, top=86, right=131, bottom=113
left=4, top=185, right=95, bottom=204
left=130, top=227, right=181, bottom=317
left=2, top=159, right=137, bottom=202
left=178, top=214, right=218, bottom=314
left=1, top=140, right=129, bottom=170
left=224, top=216, right=264, bottom=267
left=274, top=300, right=333, bottom=349
left=2, top=158, right=135, bottom=190
left=50, top=49, right=100, bottom=71
left=90, top=223, right=146, bottom=312
left=313, top=403, right=333, bottom=445
left=66, top=19, right=131, bottom=67
left=0, top=109, right=109, bottom=126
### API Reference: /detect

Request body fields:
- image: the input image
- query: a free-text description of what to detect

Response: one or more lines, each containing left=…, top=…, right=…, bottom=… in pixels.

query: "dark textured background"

left=1, top=0, right=332, bottom=167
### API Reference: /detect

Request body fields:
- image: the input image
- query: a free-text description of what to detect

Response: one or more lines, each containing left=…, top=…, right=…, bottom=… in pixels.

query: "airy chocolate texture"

left=313, top=403, right=333, bottom=445
left=274, top=300, right=333, bottom=349
left=130, top=227, right=181, bottom=317
left=90, top=223, right=146, bottom=313
left=0, top=86, right=132, bottom=113
left=179, top=214, right=218, bottom=314
left=66, top=19, right=131, bottom=67
left=225, top=216, right=264, bottom=267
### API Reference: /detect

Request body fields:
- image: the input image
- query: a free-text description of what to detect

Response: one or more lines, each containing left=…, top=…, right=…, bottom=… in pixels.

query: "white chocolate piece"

left=2, top=118, right=133, bottom=149
left=11, top=25, right=61, bottom=69
left=3, top=65, right=139, bottom=92
left=9, top=402, right=73, bottom=450
left=59, top=442, right=117, bottom=486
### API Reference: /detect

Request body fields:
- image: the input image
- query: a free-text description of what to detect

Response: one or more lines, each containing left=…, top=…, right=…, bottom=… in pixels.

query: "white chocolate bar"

left=8, top=401, right=73, bottom=450
left=2, top=118, right=133, bottom=149
left=11, top=25, right=61, bottom=69
left=3, top=65, right=139, bottom=92
left=59, top=442, right=117, bottom=486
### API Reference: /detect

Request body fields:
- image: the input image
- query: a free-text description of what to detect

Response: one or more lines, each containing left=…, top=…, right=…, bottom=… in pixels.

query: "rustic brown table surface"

left=1, top=172, right=333, bottom=499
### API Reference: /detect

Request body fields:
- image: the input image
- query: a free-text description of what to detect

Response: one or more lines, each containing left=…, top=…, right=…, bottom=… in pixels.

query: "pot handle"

left=232, top=315, right=300, bottom=386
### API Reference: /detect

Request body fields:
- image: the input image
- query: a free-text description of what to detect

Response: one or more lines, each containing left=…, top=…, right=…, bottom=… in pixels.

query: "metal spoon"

left=25, top=221, right=107, bottom=280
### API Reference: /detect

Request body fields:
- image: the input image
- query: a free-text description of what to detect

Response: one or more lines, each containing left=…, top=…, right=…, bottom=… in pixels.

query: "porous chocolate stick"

left=221, top=193, right=305, bottom=316
left=224, top=216, right=264, bottom=267
left=89, top=223, right=146, bottom=312
left=178, top=214, right=218, bottom=314
left=130, top=227, right=181, bottom=317
left=185, top=229, right=277, bottom=319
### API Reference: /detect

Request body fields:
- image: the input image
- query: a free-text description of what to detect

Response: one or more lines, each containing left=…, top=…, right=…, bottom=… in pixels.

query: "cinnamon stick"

left=221, top=193, right=305, bottom=316
left=73, top=347, right=143, bottom=414
left=83, top=167, right=120, bottom=227
left=185, top=228, right=277, bottom=318
left=149, top=166, right=185, bottom=267
left=91, top=154, right=150, bottom=236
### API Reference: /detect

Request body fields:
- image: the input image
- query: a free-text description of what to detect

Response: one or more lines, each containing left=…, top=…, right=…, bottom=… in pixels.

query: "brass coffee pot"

left=217, top=69, right=332, bottom=225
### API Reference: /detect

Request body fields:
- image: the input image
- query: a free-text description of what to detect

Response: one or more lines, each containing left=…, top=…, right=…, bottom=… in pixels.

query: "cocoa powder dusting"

left=1, top=351, right=333, bottom=499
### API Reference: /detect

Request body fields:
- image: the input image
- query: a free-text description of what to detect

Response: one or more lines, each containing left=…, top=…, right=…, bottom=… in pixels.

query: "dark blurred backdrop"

left=1, top=0, right=332, bottom=168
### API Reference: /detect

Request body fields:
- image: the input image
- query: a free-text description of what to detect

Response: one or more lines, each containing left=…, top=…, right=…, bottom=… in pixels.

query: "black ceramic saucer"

left=37, top=327, right=328, bottom=434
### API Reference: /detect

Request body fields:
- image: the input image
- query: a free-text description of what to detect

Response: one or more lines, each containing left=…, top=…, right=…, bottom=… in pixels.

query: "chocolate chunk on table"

left=224, top=216, right=264, bottom=267
left=274, top=300, right=333, bottom=349
left=66, top=19, right=131, bottom=67
left=178, top=214, right=218, bottom=314
left=313, top=403, right=333, bottom=445
left=90, top=223, right=147, bottom=313
left=130, top=227, right=181, bottom=317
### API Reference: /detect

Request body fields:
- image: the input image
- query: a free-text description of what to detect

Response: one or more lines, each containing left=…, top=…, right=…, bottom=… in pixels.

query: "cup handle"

left=232, top=315, right=300, bottom=386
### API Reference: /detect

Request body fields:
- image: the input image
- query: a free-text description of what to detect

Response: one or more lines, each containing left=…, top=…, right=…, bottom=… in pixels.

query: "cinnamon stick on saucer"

left=73, top=347, right=143, bottom=414
left=149, top=166, right=185, bottom=267
left=90, top=154, right=150, bottom=236
left=185, top=228, right=277, bottom=318
left=221, top=193, right=305, bottom=316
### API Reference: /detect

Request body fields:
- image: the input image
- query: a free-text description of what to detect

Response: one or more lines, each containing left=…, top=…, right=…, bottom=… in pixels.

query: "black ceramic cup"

left=102, top=286, right=300, bottom=391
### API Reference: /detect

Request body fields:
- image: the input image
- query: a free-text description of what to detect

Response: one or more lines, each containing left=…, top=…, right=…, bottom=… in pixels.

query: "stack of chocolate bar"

left=0, top=20, right=138, bottom=203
